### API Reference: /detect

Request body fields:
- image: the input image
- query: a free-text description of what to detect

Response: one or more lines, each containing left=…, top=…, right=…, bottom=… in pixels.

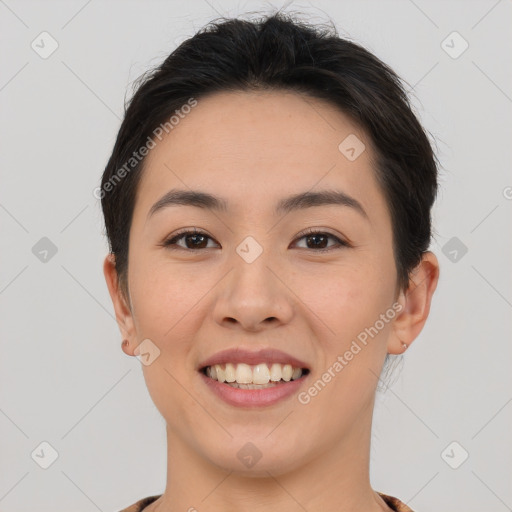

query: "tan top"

left=118, top=492, right=415, bottom=511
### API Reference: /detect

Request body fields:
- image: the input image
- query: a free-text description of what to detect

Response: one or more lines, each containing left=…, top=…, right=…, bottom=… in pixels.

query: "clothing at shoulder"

left=118, top=492, right=414, bottom=512
left=378, top=492, right=415, bottom=512
left=117, top=494, right=161, bottom=512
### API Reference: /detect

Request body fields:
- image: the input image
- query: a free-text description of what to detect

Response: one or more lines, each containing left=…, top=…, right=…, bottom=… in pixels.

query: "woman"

left=100, top=11, right=439, bottom=512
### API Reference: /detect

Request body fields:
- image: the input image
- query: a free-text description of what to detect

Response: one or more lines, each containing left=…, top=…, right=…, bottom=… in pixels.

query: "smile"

left=202, top=362, right=309, bottom=389
left=199, top=362, right=310, bottom=407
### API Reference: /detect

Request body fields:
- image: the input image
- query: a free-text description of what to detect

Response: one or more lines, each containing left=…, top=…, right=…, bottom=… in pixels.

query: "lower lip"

left=199, top=371, right=308, bottom=407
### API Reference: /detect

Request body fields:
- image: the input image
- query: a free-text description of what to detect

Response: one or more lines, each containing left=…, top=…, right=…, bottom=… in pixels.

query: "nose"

left=213, top=247, right=294, bottom=332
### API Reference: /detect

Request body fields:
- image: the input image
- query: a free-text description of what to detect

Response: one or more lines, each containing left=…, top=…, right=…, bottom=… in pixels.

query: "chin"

left=204, top=439, right=305, bottom=477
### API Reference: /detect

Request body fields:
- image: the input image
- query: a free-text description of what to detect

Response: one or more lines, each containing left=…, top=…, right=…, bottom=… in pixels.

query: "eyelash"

left=161, top=227, right=350, bottom=253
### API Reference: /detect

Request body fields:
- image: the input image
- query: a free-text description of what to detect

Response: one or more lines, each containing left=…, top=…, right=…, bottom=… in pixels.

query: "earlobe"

left=121, top=338, right=136, bottom=357
left=103, top=253, right=137, bottom=351
left=387, top=251, right=440, bottom=354
left=386, top=288, right=408, bottom=355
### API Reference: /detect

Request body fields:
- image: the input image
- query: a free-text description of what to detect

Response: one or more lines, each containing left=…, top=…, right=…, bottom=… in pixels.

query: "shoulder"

left=377, top=492, right=416, bottom=512
left=117, top=494, right=162, bottom=512
left=118, top=492, right=413, bottom=512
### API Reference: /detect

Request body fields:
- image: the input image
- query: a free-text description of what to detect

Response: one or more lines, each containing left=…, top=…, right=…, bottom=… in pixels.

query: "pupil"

left=188, top=234, right=206, bottom=248
left=308, top=234, right=327, bottom=249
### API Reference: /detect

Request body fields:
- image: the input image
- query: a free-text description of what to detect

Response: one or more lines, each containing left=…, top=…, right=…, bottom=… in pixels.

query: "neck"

left=152, top=398, right=392, bottom=512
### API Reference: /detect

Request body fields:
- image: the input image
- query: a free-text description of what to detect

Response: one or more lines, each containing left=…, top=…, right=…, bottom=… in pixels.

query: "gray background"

left=1, top=0, right=511, bottom=511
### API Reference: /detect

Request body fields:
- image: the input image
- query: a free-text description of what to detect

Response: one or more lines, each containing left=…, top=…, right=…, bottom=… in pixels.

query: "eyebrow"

left=147, top=188, right=368, bottom=220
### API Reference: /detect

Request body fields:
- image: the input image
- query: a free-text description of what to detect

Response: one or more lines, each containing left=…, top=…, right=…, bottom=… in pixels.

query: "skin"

left=104, top=90, right=439, bottom=512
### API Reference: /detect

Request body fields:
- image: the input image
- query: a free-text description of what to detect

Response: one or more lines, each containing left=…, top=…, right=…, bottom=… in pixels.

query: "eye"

left=292, top=228, right=350, bottom=253
left=162, top=228, right=218, bottom=250
left=161, top=227, right=350, bottom=252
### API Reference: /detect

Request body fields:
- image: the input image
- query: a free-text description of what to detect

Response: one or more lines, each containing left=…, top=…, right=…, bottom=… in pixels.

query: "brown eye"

left=162, top=228, right=349, bottom=253
left=163, top=229, right=218, bottom=250
left=293, top=229, right=349, bottom=253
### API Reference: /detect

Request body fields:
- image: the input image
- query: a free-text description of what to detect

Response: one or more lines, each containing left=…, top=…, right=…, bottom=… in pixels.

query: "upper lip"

left=198, top=348, right=310, bottom=371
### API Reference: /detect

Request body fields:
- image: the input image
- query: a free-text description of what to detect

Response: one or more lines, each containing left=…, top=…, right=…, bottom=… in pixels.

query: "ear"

left=387, top=251, right=440, bottom=354
left=103, top=253, right=137, bottom=356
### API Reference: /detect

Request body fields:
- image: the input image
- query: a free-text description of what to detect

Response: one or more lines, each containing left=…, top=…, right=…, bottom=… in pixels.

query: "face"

left=106, top=90, right=428, bottom=476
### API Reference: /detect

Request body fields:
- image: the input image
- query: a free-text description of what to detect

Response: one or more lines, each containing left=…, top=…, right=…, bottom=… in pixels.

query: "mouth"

left=197, top=348, right=311, bottom=407
left=200, top=362, right=310, bottom=389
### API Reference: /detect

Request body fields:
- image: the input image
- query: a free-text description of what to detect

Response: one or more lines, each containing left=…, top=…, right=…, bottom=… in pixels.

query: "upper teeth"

left=206, top=363, right=303, bottom=384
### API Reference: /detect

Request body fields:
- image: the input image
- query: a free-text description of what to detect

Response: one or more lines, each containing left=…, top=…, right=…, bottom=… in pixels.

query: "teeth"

left=235, top=363, right=253, bottom=384
left=224, top=363, right=236, bottom=382
left=227, top=382, right=277, bottom=389
left=216, top=365, right=226, bottom=383
left=269, top=363, right=282, bottom=382
left=282, top=364, right=293, bottom=382
left=206, top=362, right=304, bottom=385
left=253, top=363, right=270, bottom=384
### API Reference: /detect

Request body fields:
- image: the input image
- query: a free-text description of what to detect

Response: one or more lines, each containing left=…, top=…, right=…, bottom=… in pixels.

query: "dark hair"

left=100, top=10, right=438, bottom=307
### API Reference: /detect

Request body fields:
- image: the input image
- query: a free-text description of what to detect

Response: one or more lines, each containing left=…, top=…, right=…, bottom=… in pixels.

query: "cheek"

left=295, top=259, right=395, bottom=386
left=129, top=265, right=202, bottom=420
left=128, top=256, right=198, bottom=340
left=294, top=260, right=387, bottom=331
left=299, top=275, right=393, bottom=431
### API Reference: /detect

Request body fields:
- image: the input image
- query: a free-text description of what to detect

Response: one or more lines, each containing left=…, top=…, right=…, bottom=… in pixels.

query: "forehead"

left=134, top=90, right=389, bottom=224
